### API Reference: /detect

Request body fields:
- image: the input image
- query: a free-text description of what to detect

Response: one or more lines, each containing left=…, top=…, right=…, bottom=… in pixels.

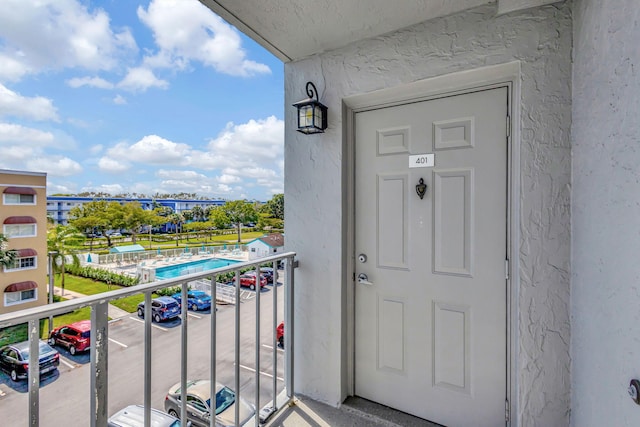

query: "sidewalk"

left=53, top=287, right=131, bottom=320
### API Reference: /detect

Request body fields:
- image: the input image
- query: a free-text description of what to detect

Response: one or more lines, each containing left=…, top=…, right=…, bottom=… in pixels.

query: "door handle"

left=357, top=273, right=373, bottom=286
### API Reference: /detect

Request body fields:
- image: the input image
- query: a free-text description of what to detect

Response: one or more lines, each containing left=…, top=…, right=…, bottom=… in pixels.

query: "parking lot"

left=0, top=281, right=286, bottom=426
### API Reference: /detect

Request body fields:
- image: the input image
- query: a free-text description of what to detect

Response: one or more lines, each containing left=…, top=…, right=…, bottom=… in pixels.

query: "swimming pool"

left=155, top=258, right=241, bottom=279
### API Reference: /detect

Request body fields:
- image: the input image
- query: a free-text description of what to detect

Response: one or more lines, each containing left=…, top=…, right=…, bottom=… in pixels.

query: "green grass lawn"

left=55, top=274, right=122, bottom=295
left=53, top=274, right=158, bottom=317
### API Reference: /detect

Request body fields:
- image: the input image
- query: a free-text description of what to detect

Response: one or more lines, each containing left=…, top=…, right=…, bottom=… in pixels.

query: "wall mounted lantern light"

left=292, top=81, right=327, bottom=134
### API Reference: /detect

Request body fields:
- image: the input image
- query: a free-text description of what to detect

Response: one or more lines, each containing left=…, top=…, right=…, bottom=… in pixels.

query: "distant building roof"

left=109, top=244, right=146, bottom=253
left=248, top=233, right=284, bottom=248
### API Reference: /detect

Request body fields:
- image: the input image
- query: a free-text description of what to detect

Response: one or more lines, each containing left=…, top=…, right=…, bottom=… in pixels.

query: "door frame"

left=343, top=61, right=521, bottom=426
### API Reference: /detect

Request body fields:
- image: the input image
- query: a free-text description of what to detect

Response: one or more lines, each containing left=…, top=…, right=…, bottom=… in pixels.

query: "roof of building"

left=248, top=233, right=284, bottom=248
left=109, top=244, right=146, bottom=253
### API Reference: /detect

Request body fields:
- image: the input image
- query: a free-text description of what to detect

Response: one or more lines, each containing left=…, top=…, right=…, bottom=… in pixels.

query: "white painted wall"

left=285, top=3, right=572, bottom=425
left=572, top=1, right=640, bottom=425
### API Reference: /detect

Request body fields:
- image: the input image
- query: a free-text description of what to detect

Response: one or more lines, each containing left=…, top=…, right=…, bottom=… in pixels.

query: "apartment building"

left=0, top=169, right=48, bottom=314
left=47, top=195, right=226, bottom=227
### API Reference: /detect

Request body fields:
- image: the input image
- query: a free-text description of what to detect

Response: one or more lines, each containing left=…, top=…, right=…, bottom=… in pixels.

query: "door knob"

left=357, top=273, right=373, bottom=286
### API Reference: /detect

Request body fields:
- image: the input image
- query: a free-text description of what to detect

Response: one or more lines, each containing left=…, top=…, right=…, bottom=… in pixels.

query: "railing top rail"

left=0, top=251, right=296, bottom=328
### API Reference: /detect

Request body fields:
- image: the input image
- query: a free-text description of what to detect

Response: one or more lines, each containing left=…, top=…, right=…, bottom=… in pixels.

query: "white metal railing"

left=0, top=251, right=296, bottom=427
left=94, top=244, right=248, bottom=265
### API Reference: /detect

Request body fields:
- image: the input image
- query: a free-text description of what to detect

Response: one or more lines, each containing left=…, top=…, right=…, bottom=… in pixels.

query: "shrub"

left=65, top=264, right=140, bottom=287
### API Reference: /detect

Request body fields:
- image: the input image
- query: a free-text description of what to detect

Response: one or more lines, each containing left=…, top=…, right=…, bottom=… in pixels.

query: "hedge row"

left=65, top=264, right=140, bottom=287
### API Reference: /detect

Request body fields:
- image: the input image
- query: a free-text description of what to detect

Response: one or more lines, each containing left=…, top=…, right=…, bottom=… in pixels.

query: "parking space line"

left=108, top=338, right=128, bottom=348
left=262, top=344, right=284, bottom=352
left=129, top=316, right=169, bottom=331
left=187, top=313, right=202, bottom=319
left=60, top=358, right=75, bottom=369
left=237, top=364, right=284, bottom=382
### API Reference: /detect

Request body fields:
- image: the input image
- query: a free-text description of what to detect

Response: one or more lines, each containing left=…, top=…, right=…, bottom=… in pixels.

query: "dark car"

left=260, top=267, right=275, bottom=284
left=48, top=320, right=91, bottom=355
left=137, top=296, right=181, bottom=322
left=164, top=379, right=255, bottom=427
left=0, top=340, right=60, bottom=381
left=277, top=321, right=284, bottom=347
left=108, top=405, right=187, bottom=427
left=236, top=272, right=267, bottom=290
left=171, top=290, right=212, bottom=311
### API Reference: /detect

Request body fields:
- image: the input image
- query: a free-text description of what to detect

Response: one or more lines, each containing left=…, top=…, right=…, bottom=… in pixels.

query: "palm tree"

left=47, top=225, right=85, bottom=295
left=0, top=233, right=17, bottom=268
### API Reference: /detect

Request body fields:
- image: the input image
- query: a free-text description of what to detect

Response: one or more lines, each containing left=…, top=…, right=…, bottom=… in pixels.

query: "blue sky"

left=0, top=0, right=284, bottom=202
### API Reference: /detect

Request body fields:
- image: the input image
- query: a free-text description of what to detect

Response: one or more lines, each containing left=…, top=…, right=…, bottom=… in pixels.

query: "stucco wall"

left=572, top=1, right=640, bottom=425
left=284, top=3, right=572, bottom=425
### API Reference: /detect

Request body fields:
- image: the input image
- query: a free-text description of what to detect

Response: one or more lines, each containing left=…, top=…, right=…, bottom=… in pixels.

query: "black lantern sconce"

left=292, top=81, right=328, bottom=134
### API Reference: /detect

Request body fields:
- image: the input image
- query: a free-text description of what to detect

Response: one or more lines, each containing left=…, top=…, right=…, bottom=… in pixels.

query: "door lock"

left=358, top=254, right=367, bottom=263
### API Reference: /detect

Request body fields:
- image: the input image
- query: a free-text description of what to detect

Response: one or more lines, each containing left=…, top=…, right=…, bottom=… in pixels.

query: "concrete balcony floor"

left=265, top=396, right=442, bottom=427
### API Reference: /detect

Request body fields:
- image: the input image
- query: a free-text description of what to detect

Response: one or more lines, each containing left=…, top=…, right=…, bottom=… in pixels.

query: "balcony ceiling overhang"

left=199, top=0, right=495, bottom=62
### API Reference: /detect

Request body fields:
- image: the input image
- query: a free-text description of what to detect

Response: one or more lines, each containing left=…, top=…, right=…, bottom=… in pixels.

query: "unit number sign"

left=408, top=153, right=435, bottom=168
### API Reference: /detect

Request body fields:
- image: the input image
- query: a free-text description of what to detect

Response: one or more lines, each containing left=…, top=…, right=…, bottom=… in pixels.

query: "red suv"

left=237, top=272, right=267, bottom=290
left=48, top=320, right=91, bottom=355
left=277, top=321, right=284, bottom=347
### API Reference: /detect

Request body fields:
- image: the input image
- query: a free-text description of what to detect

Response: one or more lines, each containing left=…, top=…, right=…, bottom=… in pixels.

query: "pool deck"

left=102, top=250, right=250, bottom=277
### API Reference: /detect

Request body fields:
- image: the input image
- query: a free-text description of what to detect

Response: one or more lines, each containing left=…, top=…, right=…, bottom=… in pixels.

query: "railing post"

left=144, top=292, right=152, bottom=427
left=272, top=260, right=278, bottom=409
left=235, top=270, right=241, bottom=426
left=180, top=282, right=188, bottom=424
left=28, top=319, right=40, bottom=427
left=90, top=301, right=108, bottom=427
left=210, top=275, right=217, bottom=427
left=255, top=265, right=261, bottom=427
left=285, top=256, right=295, bottom=398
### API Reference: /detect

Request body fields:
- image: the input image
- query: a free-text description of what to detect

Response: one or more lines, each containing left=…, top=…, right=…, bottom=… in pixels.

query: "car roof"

left=67, top=320, right=92, bottom=331
left=108, top=405, right=180, bottom=427
left=156, top=296, right=178, bottom=304
left=169, top=379, right=225, bottom=400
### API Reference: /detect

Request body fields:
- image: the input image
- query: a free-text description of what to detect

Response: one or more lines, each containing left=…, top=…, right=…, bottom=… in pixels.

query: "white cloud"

left=94, top=116, right=283, bottom=198
left=113, top=94, right=127, bottom=105
left=137, top=0, right=270, bottom=77
left=93, top=183, right=125, bottom=194
left=0, top=53, right=31, bottom=82
left=90, top=145, right=104, bottom=155
left=0, top=0, right=138, bottom=82
left=0, top=84, right=59, bottom=121
left=118, top=67, right=169, bottom=92
left=26, top=155, right=83, bottom=177
left=156, top=169, right=207, bottom=180
left=66, top=76, right=114, bottom=89
left=101, top=135, right=191, bottom=169
left=98, top=156, right=130, bottom=173
left=218, top=174, right=242, bottom=184
left=0, top=123, right=55, bottom=144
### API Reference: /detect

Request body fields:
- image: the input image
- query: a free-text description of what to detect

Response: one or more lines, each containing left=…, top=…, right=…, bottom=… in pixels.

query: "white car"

left=108, top=405, right=188, bottom=427
left=164, top=379, right=255, bottom=427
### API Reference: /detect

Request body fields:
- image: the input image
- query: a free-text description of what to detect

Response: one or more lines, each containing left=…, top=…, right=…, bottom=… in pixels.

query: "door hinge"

left=505, top=399, right=510, bottom=423
left=505, top=259, right=509, bottom=280
left=352, top=272, right=356, bottom=282
left=506, top=114, right=511, bottom=138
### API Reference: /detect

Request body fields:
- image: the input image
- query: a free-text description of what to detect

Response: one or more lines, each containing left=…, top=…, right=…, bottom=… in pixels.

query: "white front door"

left=354, top=87, right=508, bottom=427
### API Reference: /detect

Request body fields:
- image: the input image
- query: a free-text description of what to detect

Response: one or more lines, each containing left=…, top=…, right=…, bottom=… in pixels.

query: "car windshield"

left=214, top=386, right=236, bottom=415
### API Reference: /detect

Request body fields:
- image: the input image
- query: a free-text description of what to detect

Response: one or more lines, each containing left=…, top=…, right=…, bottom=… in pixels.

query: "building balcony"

left=0, top=252, right=432, bottom=427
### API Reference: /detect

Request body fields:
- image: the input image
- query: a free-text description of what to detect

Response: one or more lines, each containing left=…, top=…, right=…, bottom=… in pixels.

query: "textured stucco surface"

left=572, top=1, right=640, bottom=425
left=285, top=3, right=572, bottom=425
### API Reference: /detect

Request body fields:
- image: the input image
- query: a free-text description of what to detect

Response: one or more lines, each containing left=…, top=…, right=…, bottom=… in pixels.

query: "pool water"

left=155, top=258, right=240, bottom=279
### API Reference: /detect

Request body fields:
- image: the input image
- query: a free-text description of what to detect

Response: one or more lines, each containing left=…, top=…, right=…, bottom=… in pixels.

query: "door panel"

left=355, top=87, right=508, bottom=427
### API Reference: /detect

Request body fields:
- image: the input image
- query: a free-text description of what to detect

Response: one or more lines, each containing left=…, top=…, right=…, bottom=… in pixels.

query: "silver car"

left=108, top=405, right=186, bottom=427
left=164, top=379, right=255, bottom=427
